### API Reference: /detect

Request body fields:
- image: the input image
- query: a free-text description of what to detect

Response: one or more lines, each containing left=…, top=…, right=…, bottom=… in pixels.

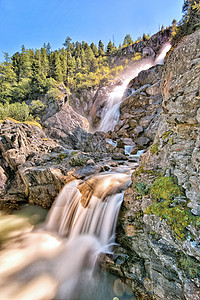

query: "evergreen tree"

left=106, top=41, right=113, bottom=54
left=172, top=0, right=200, bottom=44
left=98, top=40, right=104, bottom=56
left=46, top=43, right=52, bottom=56
left=40, top=46, right=49, bottom=77
left=53, top=51, right=63, bottom=82
left=29, top=52, right=47, bottom=99
left=74, top=41, right=81, bottom=58
left=85, top=47, right=98, bottom=72
left=123, top=34, right=133, bottom=46
left=80, top=49, right=86, bottom=69
left=0, top=53, right=17, bottom=103
left=67, top=52, right=76, bottom=77
left=90, top=43, right=99, bottom=57
left=63, top=36, right=72, bottom=51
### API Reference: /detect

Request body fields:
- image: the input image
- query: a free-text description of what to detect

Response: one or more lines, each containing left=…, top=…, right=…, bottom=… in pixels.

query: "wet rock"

left=112, top=153, right=127, bottom=160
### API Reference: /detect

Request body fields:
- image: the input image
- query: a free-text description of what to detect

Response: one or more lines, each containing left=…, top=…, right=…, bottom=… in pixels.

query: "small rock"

left=135, top=137, right=150, bottom=147
left=112, top=153, right=127, bottom=160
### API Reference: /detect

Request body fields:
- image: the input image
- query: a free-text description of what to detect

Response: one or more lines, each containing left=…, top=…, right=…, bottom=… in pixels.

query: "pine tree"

left=90, top=43, right=99, bottom=57
left=123, top=34, right=133, bottom=46
left=40, top=46, right=49, bottom=77
left=172, top=0, right=200, bottom=44
left=63, top=36, right=72, bottom=51
left=106, top=41, right=113, bottom=54
left=53, top=51, right=63, bottom=82
left=85, top=47, right=98, bottom=72
left=29, top=51, right=47, bottom=99
left=98, top=40, right=104, bottom=56
left=0, top=53, right=17, bottom=103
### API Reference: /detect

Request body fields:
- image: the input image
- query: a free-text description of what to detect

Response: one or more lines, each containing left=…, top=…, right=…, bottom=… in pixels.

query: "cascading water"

left=97, top=61, right=153, bottom=133
left=0, top=166, right=135, bottom=300
left=97, top=43, right=171, bottom=133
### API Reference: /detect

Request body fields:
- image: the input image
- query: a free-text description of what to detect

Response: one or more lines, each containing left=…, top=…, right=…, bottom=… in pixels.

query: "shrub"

left=70, top=156, right=88, bottom=167
left=0, top=101, right=31, bottom=121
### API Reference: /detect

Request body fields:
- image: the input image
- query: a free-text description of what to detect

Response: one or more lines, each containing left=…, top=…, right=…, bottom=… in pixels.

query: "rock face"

left=43, top=102, right=106, bottom=152
left=120, top=28, right=172, bottom=56
left=0, top=119, right=109, bottom=210
left=143, top=29, right=200, bottom=215
left=0, top=119, right=63, bottom=209
left=102, top=30, right=200, bottom=300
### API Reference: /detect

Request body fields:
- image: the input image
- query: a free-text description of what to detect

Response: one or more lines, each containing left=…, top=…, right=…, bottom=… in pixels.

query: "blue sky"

left=0, top=0, right=183, bottom=62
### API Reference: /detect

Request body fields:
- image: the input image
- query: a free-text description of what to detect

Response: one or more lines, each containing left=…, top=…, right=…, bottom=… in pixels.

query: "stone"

left=146, top=80, right=161, bottom=96
left=139, top=115, right=154, bottom=128
left=135, top=137, right=150, bottom=147
left=134, top=126, right=143, bottom=135
left=112, top=153, right=127, bottom=160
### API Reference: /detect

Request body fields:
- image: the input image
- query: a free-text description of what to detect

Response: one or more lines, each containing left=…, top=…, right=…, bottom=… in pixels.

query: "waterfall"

left=97, top=60, right=153, bottom=133
left=0, top=167, right=133, bottom=300
left=97, top=43, right=171, bottom=133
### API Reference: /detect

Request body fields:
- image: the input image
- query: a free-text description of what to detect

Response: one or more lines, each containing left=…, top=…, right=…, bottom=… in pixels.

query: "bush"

left=0, top=102, right=31, bottom=121
left=70, top=156, right=88, bottom=167
left=30, top=100, right=46, bottom=116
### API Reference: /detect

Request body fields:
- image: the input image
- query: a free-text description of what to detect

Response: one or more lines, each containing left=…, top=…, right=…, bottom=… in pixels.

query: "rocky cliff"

left=102, top=30, right=200, bottom=300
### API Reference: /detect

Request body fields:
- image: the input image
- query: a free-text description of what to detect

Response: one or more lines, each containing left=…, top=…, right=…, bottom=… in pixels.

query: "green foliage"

left=171, top=0, right=200, bottom=45
left=0, top=32, right=151, bottom=103
left=123, top=34, right=133, bottom=46
left=57, top=153, right=68, bottom=164
left=70, top=155, right=89, bottom=167
left=30, top=100, right=46, bottom=116
left=0, top=102, right=31, bottom=121
left=133, top=182, right=150, bottom=196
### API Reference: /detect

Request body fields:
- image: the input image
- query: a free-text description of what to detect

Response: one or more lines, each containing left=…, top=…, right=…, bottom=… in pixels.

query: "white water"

left=97, top=43, right=171, bottom=133
left=98, top=61, right=153, bottom=132
left=0, top=168, right=133, bottom=300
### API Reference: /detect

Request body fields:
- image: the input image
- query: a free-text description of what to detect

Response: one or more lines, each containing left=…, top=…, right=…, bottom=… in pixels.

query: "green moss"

left=144, top=176, right=199, bottom=240
left=150, top=142, right=160, bottom=155
left=70, top=151, right=78, bottom=156
left=150, top=176, right=182, bottom=201
left=134, top=164, right=145, bottom=177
